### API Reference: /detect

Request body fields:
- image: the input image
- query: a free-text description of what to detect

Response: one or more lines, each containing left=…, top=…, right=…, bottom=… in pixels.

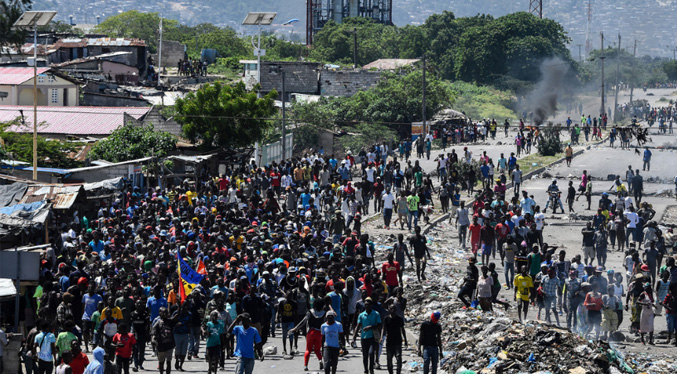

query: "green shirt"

left=407, top=195, right=420, bottom=212
left=92, top=311, right=102, bottom=330
left=357, top=310, right=382, bottom=339
left=414, top=171, right=423, bottom=186
left=55, top=331, right=77, bottom=354
left=206, top=320, right=224, bottom=347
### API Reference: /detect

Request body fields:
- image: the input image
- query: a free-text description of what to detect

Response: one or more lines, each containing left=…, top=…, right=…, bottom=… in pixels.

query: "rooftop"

left=0, top=67, right=51, bottom=85
left=0, top=106, right=152, bottom=136
left=362, top=59, right=420, bottom=70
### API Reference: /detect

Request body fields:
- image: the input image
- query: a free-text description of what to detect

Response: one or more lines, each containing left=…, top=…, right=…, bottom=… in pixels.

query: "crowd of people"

left=3, top=122, right=677, bottom=374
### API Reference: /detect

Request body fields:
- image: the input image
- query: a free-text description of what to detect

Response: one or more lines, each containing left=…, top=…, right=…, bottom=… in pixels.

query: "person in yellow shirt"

left=185, top=190, right=197, bottom=206
left=565, top=144, right=574, bottom=167
left=513, top=265, right=533, bottom=322
left=100, top=295, right=123, bottom=321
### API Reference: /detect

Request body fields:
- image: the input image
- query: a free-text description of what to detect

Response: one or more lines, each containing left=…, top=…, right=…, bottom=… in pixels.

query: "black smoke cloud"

left=528, top=57, right=570, bottom=125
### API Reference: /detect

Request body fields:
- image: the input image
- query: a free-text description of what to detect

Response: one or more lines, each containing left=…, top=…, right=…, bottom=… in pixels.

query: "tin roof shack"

left=53, top=51, right=140, bottom=85
left=20, top=184, right=87, bottom=238
left=86, top=38, right=148, bottom=76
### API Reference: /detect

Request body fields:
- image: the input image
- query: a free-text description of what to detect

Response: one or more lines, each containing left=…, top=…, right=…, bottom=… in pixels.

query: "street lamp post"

left=13, top=10, right=57, bottom=180
left=242, top=12, right=277, bottom=89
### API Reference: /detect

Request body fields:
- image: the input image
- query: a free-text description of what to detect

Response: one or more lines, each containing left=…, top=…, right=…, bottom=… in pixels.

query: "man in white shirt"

left=520, top=191, right=535, bottom=216
left=624, top=206, right=640, bottom=247
left=382, top=189, right=396, bottom=229
left=533, top=205, right=545, bottom=247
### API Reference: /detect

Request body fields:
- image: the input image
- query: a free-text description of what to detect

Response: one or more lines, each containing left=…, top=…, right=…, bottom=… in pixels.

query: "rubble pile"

left=395, top=230, right=674, bottom=374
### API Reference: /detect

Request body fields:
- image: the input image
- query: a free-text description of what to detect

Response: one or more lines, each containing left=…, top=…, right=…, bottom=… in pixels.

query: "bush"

left=537, top=123, right=563, bottom=156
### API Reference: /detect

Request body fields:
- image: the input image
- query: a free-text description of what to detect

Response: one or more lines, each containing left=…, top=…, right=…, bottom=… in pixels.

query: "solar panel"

left=242, top=12, right=277, bottom=26
left=12, top=11, right=57, bottom=28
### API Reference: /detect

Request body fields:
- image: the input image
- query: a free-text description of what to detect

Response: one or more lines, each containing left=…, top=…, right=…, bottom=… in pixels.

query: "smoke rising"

left=528, top=57, right=570, bottom=125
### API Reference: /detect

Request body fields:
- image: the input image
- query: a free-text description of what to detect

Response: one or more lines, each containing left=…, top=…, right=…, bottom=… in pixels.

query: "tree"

left=336, top=123, right=398, bottom=153
left=175, top=81, right=277, bottom=151
left=309, top=18, right=400, bottom=66
left=89, top=125, right=177, bottom=163
left=0, top=120, right=82, bottom=168
left=94, top=11, right=179, bottom=53
left=0, top=0, right=31, bottom=48
left=663, top=60, right=677, bottom=81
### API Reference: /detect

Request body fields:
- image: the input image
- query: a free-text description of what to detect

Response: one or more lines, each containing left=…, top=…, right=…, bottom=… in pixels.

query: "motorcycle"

left=544, top=190, right=563, bottom=214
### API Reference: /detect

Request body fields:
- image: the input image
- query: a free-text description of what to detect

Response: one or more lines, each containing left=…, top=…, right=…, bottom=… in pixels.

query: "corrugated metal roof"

left=87, top=37, right=146, bottom=47
left=362, top=59, right=420, bottom=70
left=0, top=106, right=151, bottom=135
left=0, top=67, right=51, bottom=85
left=20, top=185, right=84, bottom=209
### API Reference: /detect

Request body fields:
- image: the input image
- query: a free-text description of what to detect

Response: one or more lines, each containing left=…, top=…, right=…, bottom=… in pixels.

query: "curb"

left=422, top=212, right=450, bottom=236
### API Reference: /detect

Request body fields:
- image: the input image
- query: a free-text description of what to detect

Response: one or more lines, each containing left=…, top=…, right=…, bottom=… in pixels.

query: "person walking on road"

left=228, top=313, right=263, bottom=374
left=643, top=147, right=652, bottom=171
left=632, top=170, right=644, bottom=204
left=382, top=304, right=407, bottom=374
left=417, top=312, right=443, bottom=374
left=321, top=311, right=343, bottom=374
left=353, top=298, right=382, bottom=374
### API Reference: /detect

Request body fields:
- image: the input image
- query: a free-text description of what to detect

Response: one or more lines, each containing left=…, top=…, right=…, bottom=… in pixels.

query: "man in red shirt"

left=468, top=215, right=482, bottom=258
left=270, top=169, right=281, bottom=196
left=112, top=323, right=136, bottom=374
left=69, top=340, right=89, bottom=374
left=494, top=216, right=511, bottom=262
left=382, top=252, right=401, bottom=294
left=218, top=175, right=229, bottom=191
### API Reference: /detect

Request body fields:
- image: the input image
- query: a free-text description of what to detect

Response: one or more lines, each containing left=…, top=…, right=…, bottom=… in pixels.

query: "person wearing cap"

left=353, top=297, right=382, bottom=374
left=583, top=282, right=603, bottom=340
left=417, top=311, right=443, bottom=374
left=321, top=309, right=343, bottom=374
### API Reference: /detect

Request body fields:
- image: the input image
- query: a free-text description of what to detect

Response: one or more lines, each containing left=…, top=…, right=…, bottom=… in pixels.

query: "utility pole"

left=600, top=32, right=605, bottom=118
left=158, top=17, right=163, bottom=87
left=576, top=44, right=583, bottom=63
left=613, top=33, right=621, bottom=123
left=630, top=39, right=637, bottom=106
left=353, top=28, right=358, bottom=68
left=422, top=54, right=427, bottom=136
left=281, top=70, right=287, bottom=161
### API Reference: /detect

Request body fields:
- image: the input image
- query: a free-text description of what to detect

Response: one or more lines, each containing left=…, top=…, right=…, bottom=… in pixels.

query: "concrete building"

left=0, top=67, right=79, bottom=106
left=306, top=0, right=393, bottom=45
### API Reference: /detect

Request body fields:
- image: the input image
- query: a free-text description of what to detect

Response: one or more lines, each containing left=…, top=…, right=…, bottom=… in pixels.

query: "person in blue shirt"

left=643, top=147, right=652, bottom=171
left=321, top=310, right=344, bottom=374
left=228, top=313, right=262, bottom=374
left=82, top=284, right=104, bottom=352
left=146, top=286, right=168, bottom=323
left=352, top=298, right=382, bottom=374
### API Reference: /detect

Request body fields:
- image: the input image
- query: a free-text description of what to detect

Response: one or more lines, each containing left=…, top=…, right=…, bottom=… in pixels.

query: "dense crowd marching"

left=4, top=114, right=677, bottom=374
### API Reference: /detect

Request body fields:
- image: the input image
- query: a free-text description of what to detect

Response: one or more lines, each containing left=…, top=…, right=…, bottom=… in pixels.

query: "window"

left=48, top=75, right=55, bottom=83
left=37, top=76, right=44, bottom=83
left=51, top=89, right=58, bottom=103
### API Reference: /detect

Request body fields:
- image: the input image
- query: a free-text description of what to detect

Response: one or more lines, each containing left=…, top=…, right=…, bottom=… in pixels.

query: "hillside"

left=33, top=0, right=677, bottom=57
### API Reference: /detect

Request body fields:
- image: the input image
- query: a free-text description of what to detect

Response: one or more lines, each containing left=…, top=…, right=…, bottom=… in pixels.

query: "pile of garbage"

left=396, top=229, right=672, bottom=374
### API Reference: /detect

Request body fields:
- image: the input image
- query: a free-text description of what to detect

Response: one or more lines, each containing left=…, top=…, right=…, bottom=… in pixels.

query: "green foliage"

left=336, top=123, right=398, bottom=153
left=289, top=68, right=454, bottom=127
left=447, top=81, right=517, bottom=121
left=89, top=125, right=177, bottom=162
left=0, top=120, right=82, bottom=168
left=452, top=13, right=571, bottom=84
left=309, top=18, right=400, bottom=66
left=37, top=21, right=84, bottom=36
left=664, top=60, right=677, bottom=81
left=94, top=11, right=178, bottom=53
left=175, top=81, right=277, bottom=151
left=292, top=124, right=322, bottom=153
left=0, top=0, right=31, bottom=47
left=537, top=124, right=563, bottom=156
